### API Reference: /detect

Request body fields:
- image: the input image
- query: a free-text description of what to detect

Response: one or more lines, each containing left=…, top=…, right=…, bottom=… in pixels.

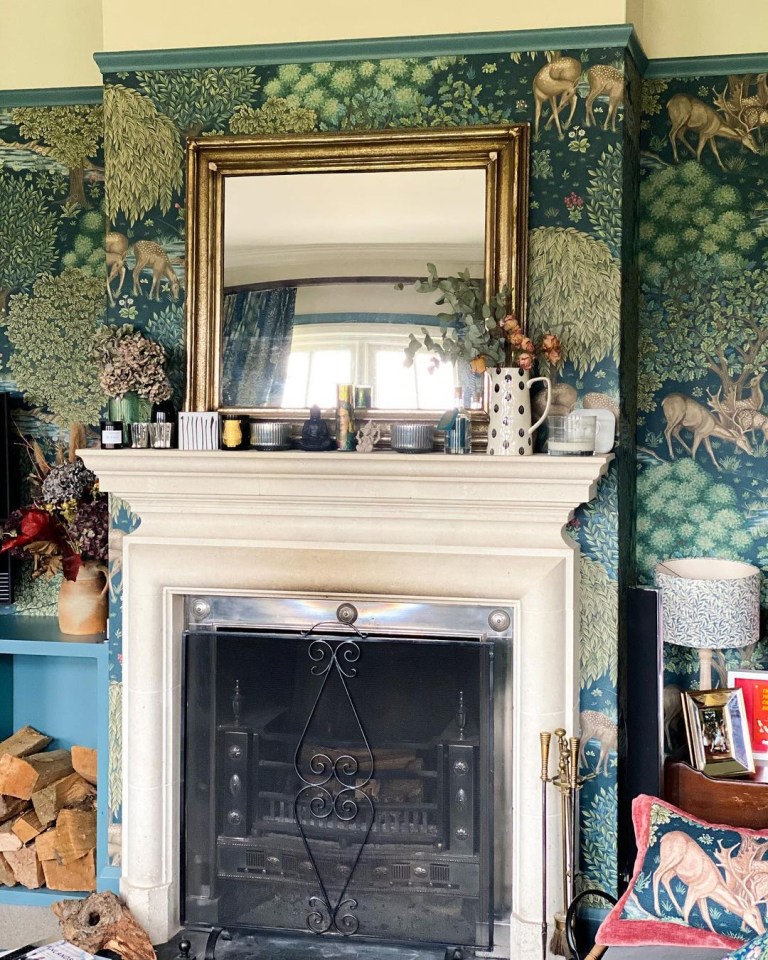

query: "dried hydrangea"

left=66, top=497, right=108, bottom=563
left=94, top=325, right=172, bottom=403
left=41, top=459, right=97, bottom=504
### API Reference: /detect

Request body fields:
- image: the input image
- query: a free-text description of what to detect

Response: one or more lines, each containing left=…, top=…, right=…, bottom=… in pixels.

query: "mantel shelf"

left=80, top=450, right=613, bottom=530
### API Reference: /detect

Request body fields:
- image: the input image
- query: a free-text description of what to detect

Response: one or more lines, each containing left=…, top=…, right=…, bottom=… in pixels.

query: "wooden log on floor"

left=0, top=819, right=23, bottom=852
left=71, top=746, right=97, bottom=786
left=0, top=851, right=17, bottom=886
left=55, top=808, right=96, bottom=864
left=0, top=726, right=52, bottom=760
left=35, top=828, right=58, bottom=862
left=42, top=849, right=95, bottom=892
left=32, top=772, right=95, bottom=825
left=53, top=891, right=155, bottom=960
left=0, top=794, right=29, bottom=825
left=5, top=844, right=44, bottom=888
left=11, top=808, right=44, bottom=844
left=0, top=750, right=73, bottom=800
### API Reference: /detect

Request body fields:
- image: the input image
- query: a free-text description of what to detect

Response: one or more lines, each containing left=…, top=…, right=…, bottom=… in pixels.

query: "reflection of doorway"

left=282, top=321, right=456, bottom=410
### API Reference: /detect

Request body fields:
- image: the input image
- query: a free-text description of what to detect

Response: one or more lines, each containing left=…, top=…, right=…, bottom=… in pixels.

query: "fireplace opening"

left=180, top=596, right=514, bottom=952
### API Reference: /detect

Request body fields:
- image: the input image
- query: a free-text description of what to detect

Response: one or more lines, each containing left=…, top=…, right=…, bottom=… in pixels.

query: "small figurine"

left=355, top=420, right=381, bottom=453
left=298, top=405, right=334, bottom=451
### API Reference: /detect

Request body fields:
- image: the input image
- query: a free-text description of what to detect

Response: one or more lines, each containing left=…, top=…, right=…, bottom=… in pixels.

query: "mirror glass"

left=222, top=169, right=486, bottom=411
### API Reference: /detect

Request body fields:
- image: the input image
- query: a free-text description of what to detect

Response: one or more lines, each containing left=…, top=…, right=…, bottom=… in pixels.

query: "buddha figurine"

left=299, top=405, right=334, bottom=451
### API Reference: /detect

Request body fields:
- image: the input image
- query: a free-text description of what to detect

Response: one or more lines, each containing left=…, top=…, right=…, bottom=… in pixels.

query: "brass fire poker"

left=539, top=732, right=552, bottom=960
left=540, top=728, right=594, bottom=958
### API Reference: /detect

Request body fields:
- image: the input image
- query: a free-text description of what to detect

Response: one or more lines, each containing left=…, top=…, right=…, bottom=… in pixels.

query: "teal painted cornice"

left=626, top=29, right=648, bottom=76
left=0, top=86, right=102, bottom=107
left=646, top=52, right=768, bottom=79
left=94, top=24, right=637, bottom=74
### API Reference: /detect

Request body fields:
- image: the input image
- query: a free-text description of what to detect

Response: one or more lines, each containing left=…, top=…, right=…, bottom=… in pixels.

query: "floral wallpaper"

left=1, top=42, right=636, bottom=892
left=636, top=74, right=768, bottom=709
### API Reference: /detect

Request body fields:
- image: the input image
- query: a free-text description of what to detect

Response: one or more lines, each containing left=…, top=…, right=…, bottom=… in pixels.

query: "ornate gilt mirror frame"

left=184, top=125, right=530, bottom=437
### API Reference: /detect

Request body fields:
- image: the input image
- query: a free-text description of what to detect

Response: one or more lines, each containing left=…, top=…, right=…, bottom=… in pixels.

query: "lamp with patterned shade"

left=654, top=558, right=761, bottom=689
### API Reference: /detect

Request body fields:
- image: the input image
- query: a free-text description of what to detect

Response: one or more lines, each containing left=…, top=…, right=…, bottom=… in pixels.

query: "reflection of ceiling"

left=224, top=169, right=486, bottom=286
left=224, top=243, right=483, bottom=287
left=294, top=282, right=444, bottom=317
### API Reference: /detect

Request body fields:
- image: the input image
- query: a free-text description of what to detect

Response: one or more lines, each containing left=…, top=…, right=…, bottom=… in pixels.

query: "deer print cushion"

left=597, top=795, right=768, bottom=951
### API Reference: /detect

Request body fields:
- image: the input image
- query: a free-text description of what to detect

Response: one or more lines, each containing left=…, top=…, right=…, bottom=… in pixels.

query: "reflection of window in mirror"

left=222, top=281, right=476, bottom=411
left=281, top=322, right=456, bottom=410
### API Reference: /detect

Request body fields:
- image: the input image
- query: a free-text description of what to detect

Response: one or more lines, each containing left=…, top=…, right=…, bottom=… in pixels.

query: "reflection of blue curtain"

left=221, top=287, right=297, bottom=406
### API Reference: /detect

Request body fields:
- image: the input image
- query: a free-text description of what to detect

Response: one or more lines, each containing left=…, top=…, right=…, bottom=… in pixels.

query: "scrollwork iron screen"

left=182, top=624, right=494, bottom=949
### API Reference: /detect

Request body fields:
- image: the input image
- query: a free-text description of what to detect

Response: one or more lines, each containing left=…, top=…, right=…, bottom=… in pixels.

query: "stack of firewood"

left=0, top=725, right=97, bottom=892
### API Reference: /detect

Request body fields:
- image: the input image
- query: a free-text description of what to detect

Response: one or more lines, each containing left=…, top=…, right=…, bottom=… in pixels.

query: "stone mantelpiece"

left=81, top=449, right=612, bottom=952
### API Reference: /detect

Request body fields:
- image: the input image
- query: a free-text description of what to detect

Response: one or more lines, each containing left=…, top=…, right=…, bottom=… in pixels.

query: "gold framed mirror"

left=184, top=125, right=529, bottom=438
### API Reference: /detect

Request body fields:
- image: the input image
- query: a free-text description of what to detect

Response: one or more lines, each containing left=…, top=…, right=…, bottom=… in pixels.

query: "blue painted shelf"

left=0, top=615, right=119, bottom=902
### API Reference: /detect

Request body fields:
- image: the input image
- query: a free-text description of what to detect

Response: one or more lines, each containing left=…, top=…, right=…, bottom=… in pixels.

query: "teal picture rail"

left=0, top=616, right=118, bottom=903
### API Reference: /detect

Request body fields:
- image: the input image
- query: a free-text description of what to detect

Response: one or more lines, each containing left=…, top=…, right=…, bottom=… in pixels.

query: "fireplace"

left=80, top=449, right=611, bottom=955
left=181, top=595, right=512, bottom=950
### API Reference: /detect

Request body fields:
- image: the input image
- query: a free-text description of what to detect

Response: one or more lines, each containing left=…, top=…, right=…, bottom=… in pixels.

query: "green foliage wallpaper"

left=0, top=102, right=105, bottom=612
left=637, top=74, right=768, bottom=689
left=1, top=39, right=766, bottom=919
left=1, top=42, right=635, bottom=893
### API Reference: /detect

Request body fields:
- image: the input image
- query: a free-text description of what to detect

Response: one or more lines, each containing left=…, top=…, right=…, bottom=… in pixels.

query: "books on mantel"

left=0, top=942, right=95, bottom=960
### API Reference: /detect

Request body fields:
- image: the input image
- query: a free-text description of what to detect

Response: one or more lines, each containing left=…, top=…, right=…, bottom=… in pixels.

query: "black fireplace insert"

left=181, top=596, right=513, bottom=953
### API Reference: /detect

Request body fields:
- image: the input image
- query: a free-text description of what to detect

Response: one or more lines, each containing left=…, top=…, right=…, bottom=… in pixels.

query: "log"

left=42, top=849, right=95, bottom=892
left=32, top=772, right=95, bottom=825
left=0, top=818, right=22, bottom=852
left=0, top=750, right=73, bottom=799
left=53, top=892, right=155, bottom=960
left=55, top=808, right=96, bottom=864
left=0, top=852, right=17, bottom=886
left=35, top=827, right=58, bottom=862
left=0, top=726, right=52, bottom=760
left=11, top=808, right=44, bottom=844
left=5, top=844, right=44, bottom=888
left=0, top=794, right=30, bottom=825
left=71, top=746, right=97, bottom=786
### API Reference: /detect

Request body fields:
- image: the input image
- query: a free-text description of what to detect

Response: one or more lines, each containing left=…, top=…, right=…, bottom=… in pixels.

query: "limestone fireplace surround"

left=81, top=449, right=612, bottom=953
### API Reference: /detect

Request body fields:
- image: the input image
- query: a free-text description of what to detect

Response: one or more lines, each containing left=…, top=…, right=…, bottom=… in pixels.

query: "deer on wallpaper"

left=667, top=84, right=760, bottom=170
left=532, top=56, right=582, bottom=138
left=662, top=393, right=754, bottom=469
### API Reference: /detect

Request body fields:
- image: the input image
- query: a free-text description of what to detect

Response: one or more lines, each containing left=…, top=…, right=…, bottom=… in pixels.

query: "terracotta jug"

left=58, top=561, right=109, bottom=636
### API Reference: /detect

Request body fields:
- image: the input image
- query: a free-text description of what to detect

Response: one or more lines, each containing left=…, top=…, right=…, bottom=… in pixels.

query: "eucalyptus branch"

left=398, top=263, right=510, bottom=372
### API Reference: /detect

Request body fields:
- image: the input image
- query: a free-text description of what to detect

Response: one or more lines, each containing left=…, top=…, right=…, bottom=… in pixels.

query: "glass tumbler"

left=149, top=423, right=174, bottom=448
left=547, top=414, right=596, bottom=456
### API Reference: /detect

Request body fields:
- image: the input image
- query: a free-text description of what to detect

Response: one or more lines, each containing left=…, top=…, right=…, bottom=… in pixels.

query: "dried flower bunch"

left=0, top=432, right=108, bottom=582
left=500, top=316, right=562, bottom=371
left=93, top=324, right=172, bottom=403
left=401, top=264, right=562, bottom=373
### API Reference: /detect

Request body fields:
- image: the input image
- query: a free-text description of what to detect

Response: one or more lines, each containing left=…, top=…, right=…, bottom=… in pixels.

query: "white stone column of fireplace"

left=81, top=449, right=612, bottom=951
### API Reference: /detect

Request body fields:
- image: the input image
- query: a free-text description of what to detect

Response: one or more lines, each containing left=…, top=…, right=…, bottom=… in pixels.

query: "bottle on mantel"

left=444, top=386, right=470, bottom=455
left=151, top=399, right=177, bottom=448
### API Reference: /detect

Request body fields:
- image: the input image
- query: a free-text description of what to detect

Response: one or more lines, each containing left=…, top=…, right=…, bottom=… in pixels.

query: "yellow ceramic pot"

left=58, top=561, right=108, bottom=636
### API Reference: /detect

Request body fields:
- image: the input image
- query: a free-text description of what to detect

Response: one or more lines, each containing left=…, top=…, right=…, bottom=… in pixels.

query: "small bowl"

left=390, top=423, right=434, bottom=453
left=249, top=420, right=292, bottom=450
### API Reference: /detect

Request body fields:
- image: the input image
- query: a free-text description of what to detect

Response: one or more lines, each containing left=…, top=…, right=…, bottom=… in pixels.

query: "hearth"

left=181, top=596, right=513, bottom=952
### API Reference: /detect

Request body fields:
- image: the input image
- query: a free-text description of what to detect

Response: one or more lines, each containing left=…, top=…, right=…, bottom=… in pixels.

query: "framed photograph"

left=682, top=688, right=755, bottom=777
left=728, top=670, right=768, bottom=761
